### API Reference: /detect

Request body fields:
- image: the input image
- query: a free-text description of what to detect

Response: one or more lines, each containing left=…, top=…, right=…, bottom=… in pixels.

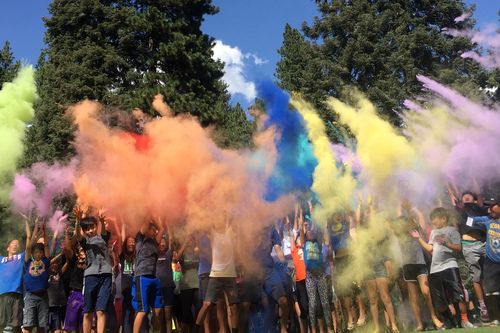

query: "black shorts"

left=238, top=278, right=263, bottom=304
left=161, top=286, right=175, bottom=307
left=429, top=268, right=466, bottom=309
left=483, top=256, right=500, bottom=295
left=179, top=288, right=199, bottom=324
left=295, top=279, right=308, bottom=319
left=204, top=277, right=239, bottom=305
left=48, top=306, right=66, bottom=330
left=403, top=264, right=428, bottom=282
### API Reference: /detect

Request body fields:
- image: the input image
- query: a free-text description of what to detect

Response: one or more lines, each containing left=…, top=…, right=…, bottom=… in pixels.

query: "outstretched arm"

left=410, top=230, right=433, bottom=254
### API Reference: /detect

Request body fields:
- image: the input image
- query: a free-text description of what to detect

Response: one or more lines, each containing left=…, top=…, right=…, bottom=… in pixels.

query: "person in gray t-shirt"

left=411, top=207, right=474, bottom=328
left=75, top=211, right=113, bottom=333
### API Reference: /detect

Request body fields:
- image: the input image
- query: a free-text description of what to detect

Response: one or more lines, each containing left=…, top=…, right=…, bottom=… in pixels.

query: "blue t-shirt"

left=254, top=226, right=281, bottom=269
left=473, top=216, right=500, bottom=263
left=329, top=221, right=350, bottom=253
left=24, top=257, right=50, bottom=293
left=0, top=252, right=25, bottom=294
left=303, top=240, right=323, bottom=271
left=198, top=235, right=212, bottom=276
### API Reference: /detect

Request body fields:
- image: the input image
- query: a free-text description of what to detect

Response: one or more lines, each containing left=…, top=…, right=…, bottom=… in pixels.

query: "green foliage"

left=277, top=0, right=488, bottom=133
left=213, top=103, right=255, bottom=149
left=23, top=0, right=252, bottom=166
left=0, top=41, right=20, bottom=88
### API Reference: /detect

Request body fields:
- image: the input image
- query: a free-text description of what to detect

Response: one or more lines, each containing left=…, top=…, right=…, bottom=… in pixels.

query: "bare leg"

left=417, top=275, right=442, bottom=328
left=376, top=278, right=398, bottom=331
left=239, top=302, right=251, bottom=333
left=356, top=292, right=366, bottom=325
left=407, top=281, right=423, bottom=330
left=164, top=306, right=173, bottom=333
left=83, top=313, right=93, bottom=333
left=366, top=280, right=380, bottom=332
left=278, top=296, right=289, bottom=333
left=133, top=312, right=147, bottom=333
left=96, top=311, right=106, bottom=333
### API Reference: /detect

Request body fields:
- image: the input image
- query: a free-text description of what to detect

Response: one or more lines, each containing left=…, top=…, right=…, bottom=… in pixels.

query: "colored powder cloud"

left=70, top=100, right=293, bottom=247
left=10, top=159, right=76, bottom=230
left=291, top=96, right=356, bottom=224
left=0, top=67, right=37, bottom=203
left=444, top=24, right=500, bottom=69
left=327, top=94, right=415, bottom=204
left=258, top=81, right=317, bottom=201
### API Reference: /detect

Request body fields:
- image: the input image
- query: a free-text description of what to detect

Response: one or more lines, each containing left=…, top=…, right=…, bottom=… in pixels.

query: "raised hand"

left=73, top=205, right=84, bottom=222
left=409, top=230, right=420, bottom=239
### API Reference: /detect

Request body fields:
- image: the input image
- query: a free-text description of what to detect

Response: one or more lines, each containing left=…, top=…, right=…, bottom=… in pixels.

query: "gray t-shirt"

left=82, top=232, right=112, bottom=276
left=135, top=232, right=158, bottom=277
left=429, top=226, right=461, bottom=274
left=402, top=236, right=426, bottom=265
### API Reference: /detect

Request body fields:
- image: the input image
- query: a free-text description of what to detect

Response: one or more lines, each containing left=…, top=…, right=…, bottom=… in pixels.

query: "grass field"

left=352, top=324, right=499, bottom=333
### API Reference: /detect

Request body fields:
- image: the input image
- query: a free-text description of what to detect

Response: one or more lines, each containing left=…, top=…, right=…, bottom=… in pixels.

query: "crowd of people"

left=0, top=190, right=499, bottom=333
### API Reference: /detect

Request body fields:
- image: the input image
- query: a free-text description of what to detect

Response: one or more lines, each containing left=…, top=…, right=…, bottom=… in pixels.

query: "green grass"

left=352, top=324, right=498, bottom=333
left=440, top=327, right=498, bottom=333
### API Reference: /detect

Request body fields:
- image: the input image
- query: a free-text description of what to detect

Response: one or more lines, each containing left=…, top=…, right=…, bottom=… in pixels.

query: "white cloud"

left=212, top=40, right=266, bottom=101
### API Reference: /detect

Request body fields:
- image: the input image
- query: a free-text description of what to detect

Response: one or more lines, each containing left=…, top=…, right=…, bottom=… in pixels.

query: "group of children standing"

left=0, top=192, right=499, bottom=333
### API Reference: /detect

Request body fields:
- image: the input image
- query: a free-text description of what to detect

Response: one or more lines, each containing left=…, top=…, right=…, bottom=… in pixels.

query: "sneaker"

left=461, top=321, right=476, bottom=329
left=480, top=308, right=490, bottom=323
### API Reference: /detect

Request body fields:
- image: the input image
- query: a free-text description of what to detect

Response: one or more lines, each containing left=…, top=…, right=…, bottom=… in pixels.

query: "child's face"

left=145, top=224, right=158, bottom=238
left=431, top=217, right=447, bottom=229
left=462, top=194, right=474, bottom=203
left=126, top=237, right=136, bottom=253
left=50, top=260, right=58, bottom=273
left=83, top=224, right=97, bottom=237
left=33, top=248, right=44, bottom=261
left=7, top=240, right=19, bottom=256
left=159, top=238, right=167, bottom=252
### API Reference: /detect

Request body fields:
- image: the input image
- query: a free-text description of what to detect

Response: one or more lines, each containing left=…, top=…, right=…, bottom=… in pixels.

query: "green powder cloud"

left=0, top=66, right=37, bottom=203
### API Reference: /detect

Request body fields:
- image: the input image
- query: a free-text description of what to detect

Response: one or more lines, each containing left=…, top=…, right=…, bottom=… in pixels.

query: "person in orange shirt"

left=290, top=206, right=308, bottom=333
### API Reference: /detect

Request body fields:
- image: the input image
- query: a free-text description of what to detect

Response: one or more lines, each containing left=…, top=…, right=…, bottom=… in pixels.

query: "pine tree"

left=0, top=41, right=20, bottom=87
left=23, top=0, right=252, bottom=166
left=277, top=0, right=487, bottom=127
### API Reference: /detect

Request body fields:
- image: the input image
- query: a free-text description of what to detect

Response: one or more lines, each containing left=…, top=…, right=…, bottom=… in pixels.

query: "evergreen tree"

left=23, top=0, right=251, bottom=166
left=277, top=0, right=487, bottom=128
left=0, top=41, right=20, bottom=87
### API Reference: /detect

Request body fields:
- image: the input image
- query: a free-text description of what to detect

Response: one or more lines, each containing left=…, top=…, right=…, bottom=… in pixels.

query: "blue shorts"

left=263, top=267, right=288, bottom=303
left=132, top=275, right=163, bottom=312
left=83, top=274, right=112, bottom=313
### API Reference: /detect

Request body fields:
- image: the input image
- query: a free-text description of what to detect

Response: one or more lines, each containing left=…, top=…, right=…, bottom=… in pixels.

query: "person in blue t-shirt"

left=23, top=219, right=50, bottom=333
left=472, top=202, right=500, bottom=323
left=0, top=222, right=28, bottom=333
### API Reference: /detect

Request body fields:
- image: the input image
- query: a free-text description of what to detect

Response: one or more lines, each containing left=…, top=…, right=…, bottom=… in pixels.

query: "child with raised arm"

left=0, top=220, right=29, bottom=333
left=132, top=219, right=165, bottom=333
left=156, top=225, right=175, bottom=333
left=75, top=212, right=113, bottom=333
left=411, top=207, right=475, bottom=328
left=23, top=219, right=50, bottom=333
left=195, top=218, right=239, bottom=333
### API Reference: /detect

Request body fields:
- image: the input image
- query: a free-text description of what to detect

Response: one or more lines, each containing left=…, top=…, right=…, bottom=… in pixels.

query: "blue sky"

left=0, top=0, right=498, bottom=106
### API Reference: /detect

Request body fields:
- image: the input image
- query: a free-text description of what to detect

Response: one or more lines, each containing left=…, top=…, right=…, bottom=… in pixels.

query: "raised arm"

left=152, top=94, right=173, bottom=117
left=63, top=226, right=74, bottom=260
left=410, top=230, right=433, bottom=254
left=73, top=205, right=84, bottom=242
left=43, top=222, right=50, bottom=258
left=25, top=219, right=39, bottom=261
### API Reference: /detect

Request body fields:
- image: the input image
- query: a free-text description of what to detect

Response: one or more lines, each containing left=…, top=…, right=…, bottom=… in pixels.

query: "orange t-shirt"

left=291, top=247, right=306, bottom=282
